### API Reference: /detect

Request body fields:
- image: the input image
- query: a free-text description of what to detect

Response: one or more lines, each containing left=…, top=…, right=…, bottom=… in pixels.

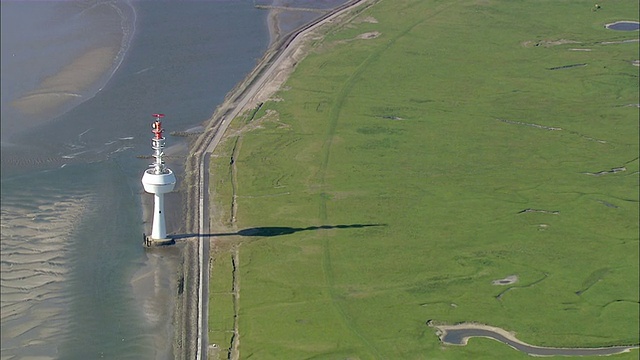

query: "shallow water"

left=1, top=1, right=269, bottom=358
left=606, top=21, right=640, bottom=31
left=1, top=0, right=353, bottom=357
left=267, top=0, right=351, bottom=37
left=0, top=0, right=135, bottom=142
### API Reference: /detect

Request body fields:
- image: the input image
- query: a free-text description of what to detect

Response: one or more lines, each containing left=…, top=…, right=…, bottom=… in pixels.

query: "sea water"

left=1, top=0, right=353, bottom=357
left=1, top=1, right=269, bottom=358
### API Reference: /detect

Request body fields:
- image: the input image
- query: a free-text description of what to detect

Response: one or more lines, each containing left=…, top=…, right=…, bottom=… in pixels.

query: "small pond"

left=605, top=21, right=640, bottom=31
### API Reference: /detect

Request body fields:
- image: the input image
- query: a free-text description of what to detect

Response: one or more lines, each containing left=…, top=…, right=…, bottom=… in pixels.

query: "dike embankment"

left=175, top=1, right=373, bottom=358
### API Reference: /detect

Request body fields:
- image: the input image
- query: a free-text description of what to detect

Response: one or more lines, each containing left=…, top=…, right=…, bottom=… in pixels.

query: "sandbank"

left=12, top=46, right=117, bottom=116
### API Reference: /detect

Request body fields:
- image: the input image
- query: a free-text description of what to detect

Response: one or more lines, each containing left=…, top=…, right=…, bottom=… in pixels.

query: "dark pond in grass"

left=605, top=21, right=640, bottom=31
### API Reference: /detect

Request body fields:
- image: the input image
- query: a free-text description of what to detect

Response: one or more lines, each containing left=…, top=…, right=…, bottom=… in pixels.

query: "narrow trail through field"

left=229, top=135, right=241, bottom=224
left=315, top=2, right=459, bottom=358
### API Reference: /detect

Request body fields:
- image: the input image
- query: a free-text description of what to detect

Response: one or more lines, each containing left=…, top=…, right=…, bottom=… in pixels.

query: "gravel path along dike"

left=176, top=1, right=374, bottom=358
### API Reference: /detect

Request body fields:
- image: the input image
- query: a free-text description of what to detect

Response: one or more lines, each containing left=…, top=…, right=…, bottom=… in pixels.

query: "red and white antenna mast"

left=142, top=113, right=176, bottom=245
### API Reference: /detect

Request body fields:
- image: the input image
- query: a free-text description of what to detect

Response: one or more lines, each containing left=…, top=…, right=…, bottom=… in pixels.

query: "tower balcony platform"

left=141, top=169, right=176, bottom=194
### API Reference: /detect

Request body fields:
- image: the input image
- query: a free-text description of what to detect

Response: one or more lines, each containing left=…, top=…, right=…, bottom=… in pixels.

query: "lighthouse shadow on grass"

left=173, top=223, right=386, bottom=240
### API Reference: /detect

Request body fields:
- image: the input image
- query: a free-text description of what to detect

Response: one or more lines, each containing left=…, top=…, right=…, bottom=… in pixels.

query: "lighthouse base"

left=143, top=233, right=175, bottom=247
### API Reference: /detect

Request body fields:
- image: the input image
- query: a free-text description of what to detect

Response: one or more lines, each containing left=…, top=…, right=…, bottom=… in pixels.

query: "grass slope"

left=209, top=0, right=639, bottom=358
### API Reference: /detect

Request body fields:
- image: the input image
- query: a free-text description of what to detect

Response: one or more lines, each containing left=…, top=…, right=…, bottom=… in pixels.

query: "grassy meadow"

left=208, top=0, right=639, bottom=358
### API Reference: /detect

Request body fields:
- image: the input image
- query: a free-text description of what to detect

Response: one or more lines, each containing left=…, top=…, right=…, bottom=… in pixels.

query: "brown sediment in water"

left=267, top=7, right=284, bottom=44
left=0, top=195, right=89, bottom=357
left=12, top=46, right=117, bottom=116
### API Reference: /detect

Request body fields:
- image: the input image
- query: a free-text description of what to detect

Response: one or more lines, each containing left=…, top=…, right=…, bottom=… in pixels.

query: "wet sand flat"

left=0, top=193, right=89, bottom=358
left=12, top=46, right=118, bottom=116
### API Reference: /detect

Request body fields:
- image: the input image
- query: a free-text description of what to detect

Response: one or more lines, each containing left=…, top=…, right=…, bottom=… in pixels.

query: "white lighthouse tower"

left=142, top=113, right=176, bottom=246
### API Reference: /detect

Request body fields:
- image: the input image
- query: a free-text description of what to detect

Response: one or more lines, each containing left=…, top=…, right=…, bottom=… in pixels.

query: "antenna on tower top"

left=151, top=113, right=165, bottom=140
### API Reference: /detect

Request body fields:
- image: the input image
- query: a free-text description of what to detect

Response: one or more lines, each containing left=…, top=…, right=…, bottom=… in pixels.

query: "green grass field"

left=208, top=0, right=639, bottom=358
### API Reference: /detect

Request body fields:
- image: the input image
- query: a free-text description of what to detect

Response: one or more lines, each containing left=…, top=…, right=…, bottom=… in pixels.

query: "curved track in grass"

left=430, top=323, right=639, bottom=357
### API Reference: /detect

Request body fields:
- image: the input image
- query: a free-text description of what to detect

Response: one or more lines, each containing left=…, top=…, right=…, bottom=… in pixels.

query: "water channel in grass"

left=434, top=325, right=639, bottom=357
